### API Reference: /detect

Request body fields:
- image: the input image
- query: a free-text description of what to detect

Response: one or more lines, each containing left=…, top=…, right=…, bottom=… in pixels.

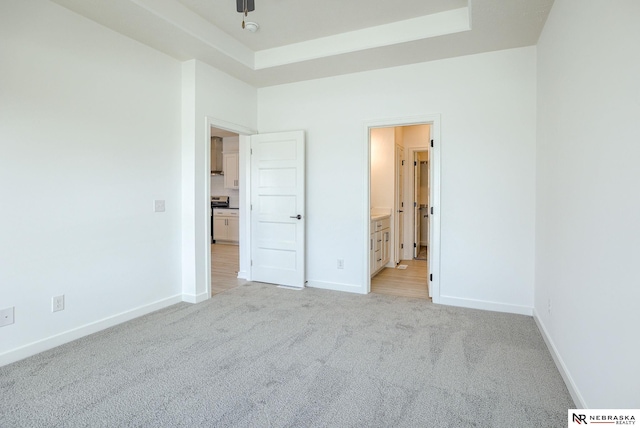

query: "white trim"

left=181, top=291, right=209, bottom=304
left=0, top=294, right=182, bottom=368
left=438, top=295, right=533, bottom=316
left=364, top=115, right=441, bottom=303
left=306, top=280, right=366, bottom=295
left=206, top=117, right=255, bottom=137
left=533, top=310, right=586, bottom=408
left=204, top=117, right=257, bottom=298
left=239, top=135, right=252, bottom=282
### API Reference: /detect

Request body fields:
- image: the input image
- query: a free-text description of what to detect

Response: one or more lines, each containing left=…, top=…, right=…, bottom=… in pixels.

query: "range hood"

left=211, top=136, right=223, bottom=175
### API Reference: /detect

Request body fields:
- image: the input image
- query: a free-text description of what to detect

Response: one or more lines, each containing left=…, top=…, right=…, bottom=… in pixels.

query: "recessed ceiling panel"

left=175, top=0, right=468, bottom=51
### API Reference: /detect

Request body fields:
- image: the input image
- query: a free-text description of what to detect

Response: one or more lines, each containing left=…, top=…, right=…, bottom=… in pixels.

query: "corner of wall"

left=532, top=309, right=586, bottom=408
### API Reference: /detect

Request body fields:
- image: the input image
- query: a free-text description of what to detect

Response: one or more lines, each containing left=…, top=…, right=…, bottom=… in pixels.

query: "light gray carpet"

left=0, top=283, right=574, bottom=427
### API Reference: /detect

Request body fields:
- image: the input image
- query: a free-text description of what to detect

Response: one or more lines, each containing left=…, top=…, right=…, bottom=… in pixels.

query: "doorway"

left=210, top=126, right=243, bottom=296
left=202, top=121, right=306, bottom=298
left=365, top=115, right=441, bottom=302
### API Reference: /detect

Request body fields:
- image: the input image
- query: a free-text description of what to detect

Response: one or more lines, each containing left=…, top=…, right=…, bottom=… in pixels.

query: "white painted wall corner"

left=533, top=310, right=587, bottom=409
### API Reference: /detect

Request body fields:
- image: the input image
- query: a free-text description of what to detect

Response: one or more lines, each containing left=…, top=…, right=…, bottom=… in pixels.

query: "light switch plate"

left=154, top=200, right=166, bottom=212
left=0, top=307, right=15, bottom=327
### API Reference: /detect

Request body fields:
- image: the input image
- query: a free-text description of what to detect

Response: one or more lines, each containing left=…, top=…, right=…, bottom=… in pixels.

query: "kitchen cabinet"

left=223, top=153, right=239, bottom=189
left=213, top=209, right=239, bottom=243
left=370, top=215, right=391, bottom=277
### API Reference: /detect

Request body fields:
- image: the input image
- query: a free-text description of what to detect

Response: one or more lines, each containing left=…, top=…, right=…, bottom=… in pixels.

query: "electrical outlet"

left=154, top=200, right=165, bottom=213
left=0, top=307, right=15, bottom=327
left=337, top=259, right=344, bottom=269
left=52, top=295, right=65, bottom=313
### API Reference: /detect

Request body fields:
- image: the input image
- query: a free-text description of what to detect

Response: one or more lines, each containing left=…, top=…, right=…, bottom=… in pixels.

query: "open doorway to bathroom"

left=369, top=124, right=431, bottom=300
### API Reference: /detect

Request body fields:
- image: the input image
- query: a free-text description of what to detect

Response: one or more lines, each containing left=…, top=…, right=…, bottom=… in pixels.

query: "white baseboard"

left=306, top=280, right=366, bottom=295
left=237, top=270, right=248, bottom=280
left=181, top=291, right=209, bottom=304
left=0, top=294, right=182, bottom=368
left=533, top=310, right=587, bottom=408
left=437, top=295, right=533, bottom=316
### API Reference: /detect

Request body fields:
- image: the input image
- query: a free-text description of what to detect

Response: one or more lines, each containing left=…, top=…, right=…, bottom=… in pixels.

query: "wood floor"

left=371, top=258, right=430, bottom=300
left=213, top=243, right=429, bottom=300
left=211, top=243, right=243, bottom=295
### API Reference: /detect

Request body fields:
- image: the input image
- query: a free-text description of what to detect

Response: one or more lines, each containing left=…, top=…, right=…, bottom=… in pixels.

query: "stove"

left=211, top=195, right=229, bottom=208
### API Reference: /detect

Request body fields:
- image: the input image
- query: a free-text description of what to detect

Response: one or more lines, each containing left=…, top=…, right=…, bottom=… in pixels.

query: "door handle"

left=290, top=214, right=302, bottom=220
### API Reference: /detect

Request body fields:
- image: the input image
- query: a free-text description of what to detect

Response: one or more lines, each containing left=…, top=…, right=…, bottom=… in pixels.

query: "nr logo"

left=573, top=413, right=588, bottom=424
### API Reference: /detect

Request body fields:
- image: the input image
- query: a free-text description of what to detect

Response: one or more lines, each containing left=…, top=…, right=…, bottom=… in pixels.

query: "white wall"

left=370, top=127, right=397, bottom=267
left=535, top=0, right=640, bottom=408
left=180, top=60, right=256, bottom=302
left=258, top=47, right=537, bottom=314
left=370, top=127, right=395, bottom=211
left=0, top=0, right=182, bottom=363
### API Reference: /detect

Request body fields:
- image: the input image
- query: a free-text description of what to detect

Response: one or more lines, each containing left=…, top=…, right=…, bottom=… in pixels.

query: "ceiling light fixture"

left=244, top=22, right=259, bottom=33
left=236, top=0, right=256, bottom=30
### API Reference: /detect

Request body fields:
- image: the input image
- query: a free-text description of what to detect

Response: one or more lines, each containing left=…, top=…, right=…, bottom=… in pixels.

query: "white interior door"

left=413, top=153, right=420, bottom=259
left=250, top=131, right=305, bottom=288
left=395, top=145, right=404, bottom=264
left=425, top=160, right=430, bottom=252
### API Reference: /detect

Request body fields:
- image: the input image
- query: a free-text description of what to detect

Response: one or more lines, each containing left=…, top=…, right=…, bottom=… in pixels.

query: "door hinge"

left=250, top=148, right=253, bottom=155
left=430, top=274, right=433, bottom=281
left=401, top=244, right=404, bottom=249
left=414, top=161, right=417, bottom=166
left=401, top=202, right=404, bottom=208
left=250, top=204, right=253, bottom=210
left=430, top=207, right=434, bottom=215
left=251, top=260, right=253, bottom=266
left=414, top=201, right=417, bottom=208
left=414, top=243, right=417, bottom=248
left=430, top=139, right=434, bottom=147
left=402, top=160, right=405, bottom=166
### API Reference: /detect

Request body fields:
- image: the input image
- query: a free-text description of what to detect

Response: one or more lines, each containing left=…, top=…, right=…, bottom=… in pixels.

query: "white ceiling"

left=175, top=0, right=468, bottom=51
left=51, top=0, right=554, bottom=87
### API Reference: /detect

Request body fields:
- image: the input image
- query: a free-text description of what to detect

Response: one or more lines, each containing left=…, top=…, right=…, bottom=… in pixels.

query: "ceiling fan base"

left=236, top=0, right=255, bottom=13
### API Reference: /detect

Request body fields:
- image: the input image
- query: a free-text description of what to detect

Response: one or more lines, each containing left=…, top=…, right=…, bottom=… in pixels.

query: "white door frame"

left=204, top=116, right=256, bottom=298
left=364, top=115, right=441, bottom=303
